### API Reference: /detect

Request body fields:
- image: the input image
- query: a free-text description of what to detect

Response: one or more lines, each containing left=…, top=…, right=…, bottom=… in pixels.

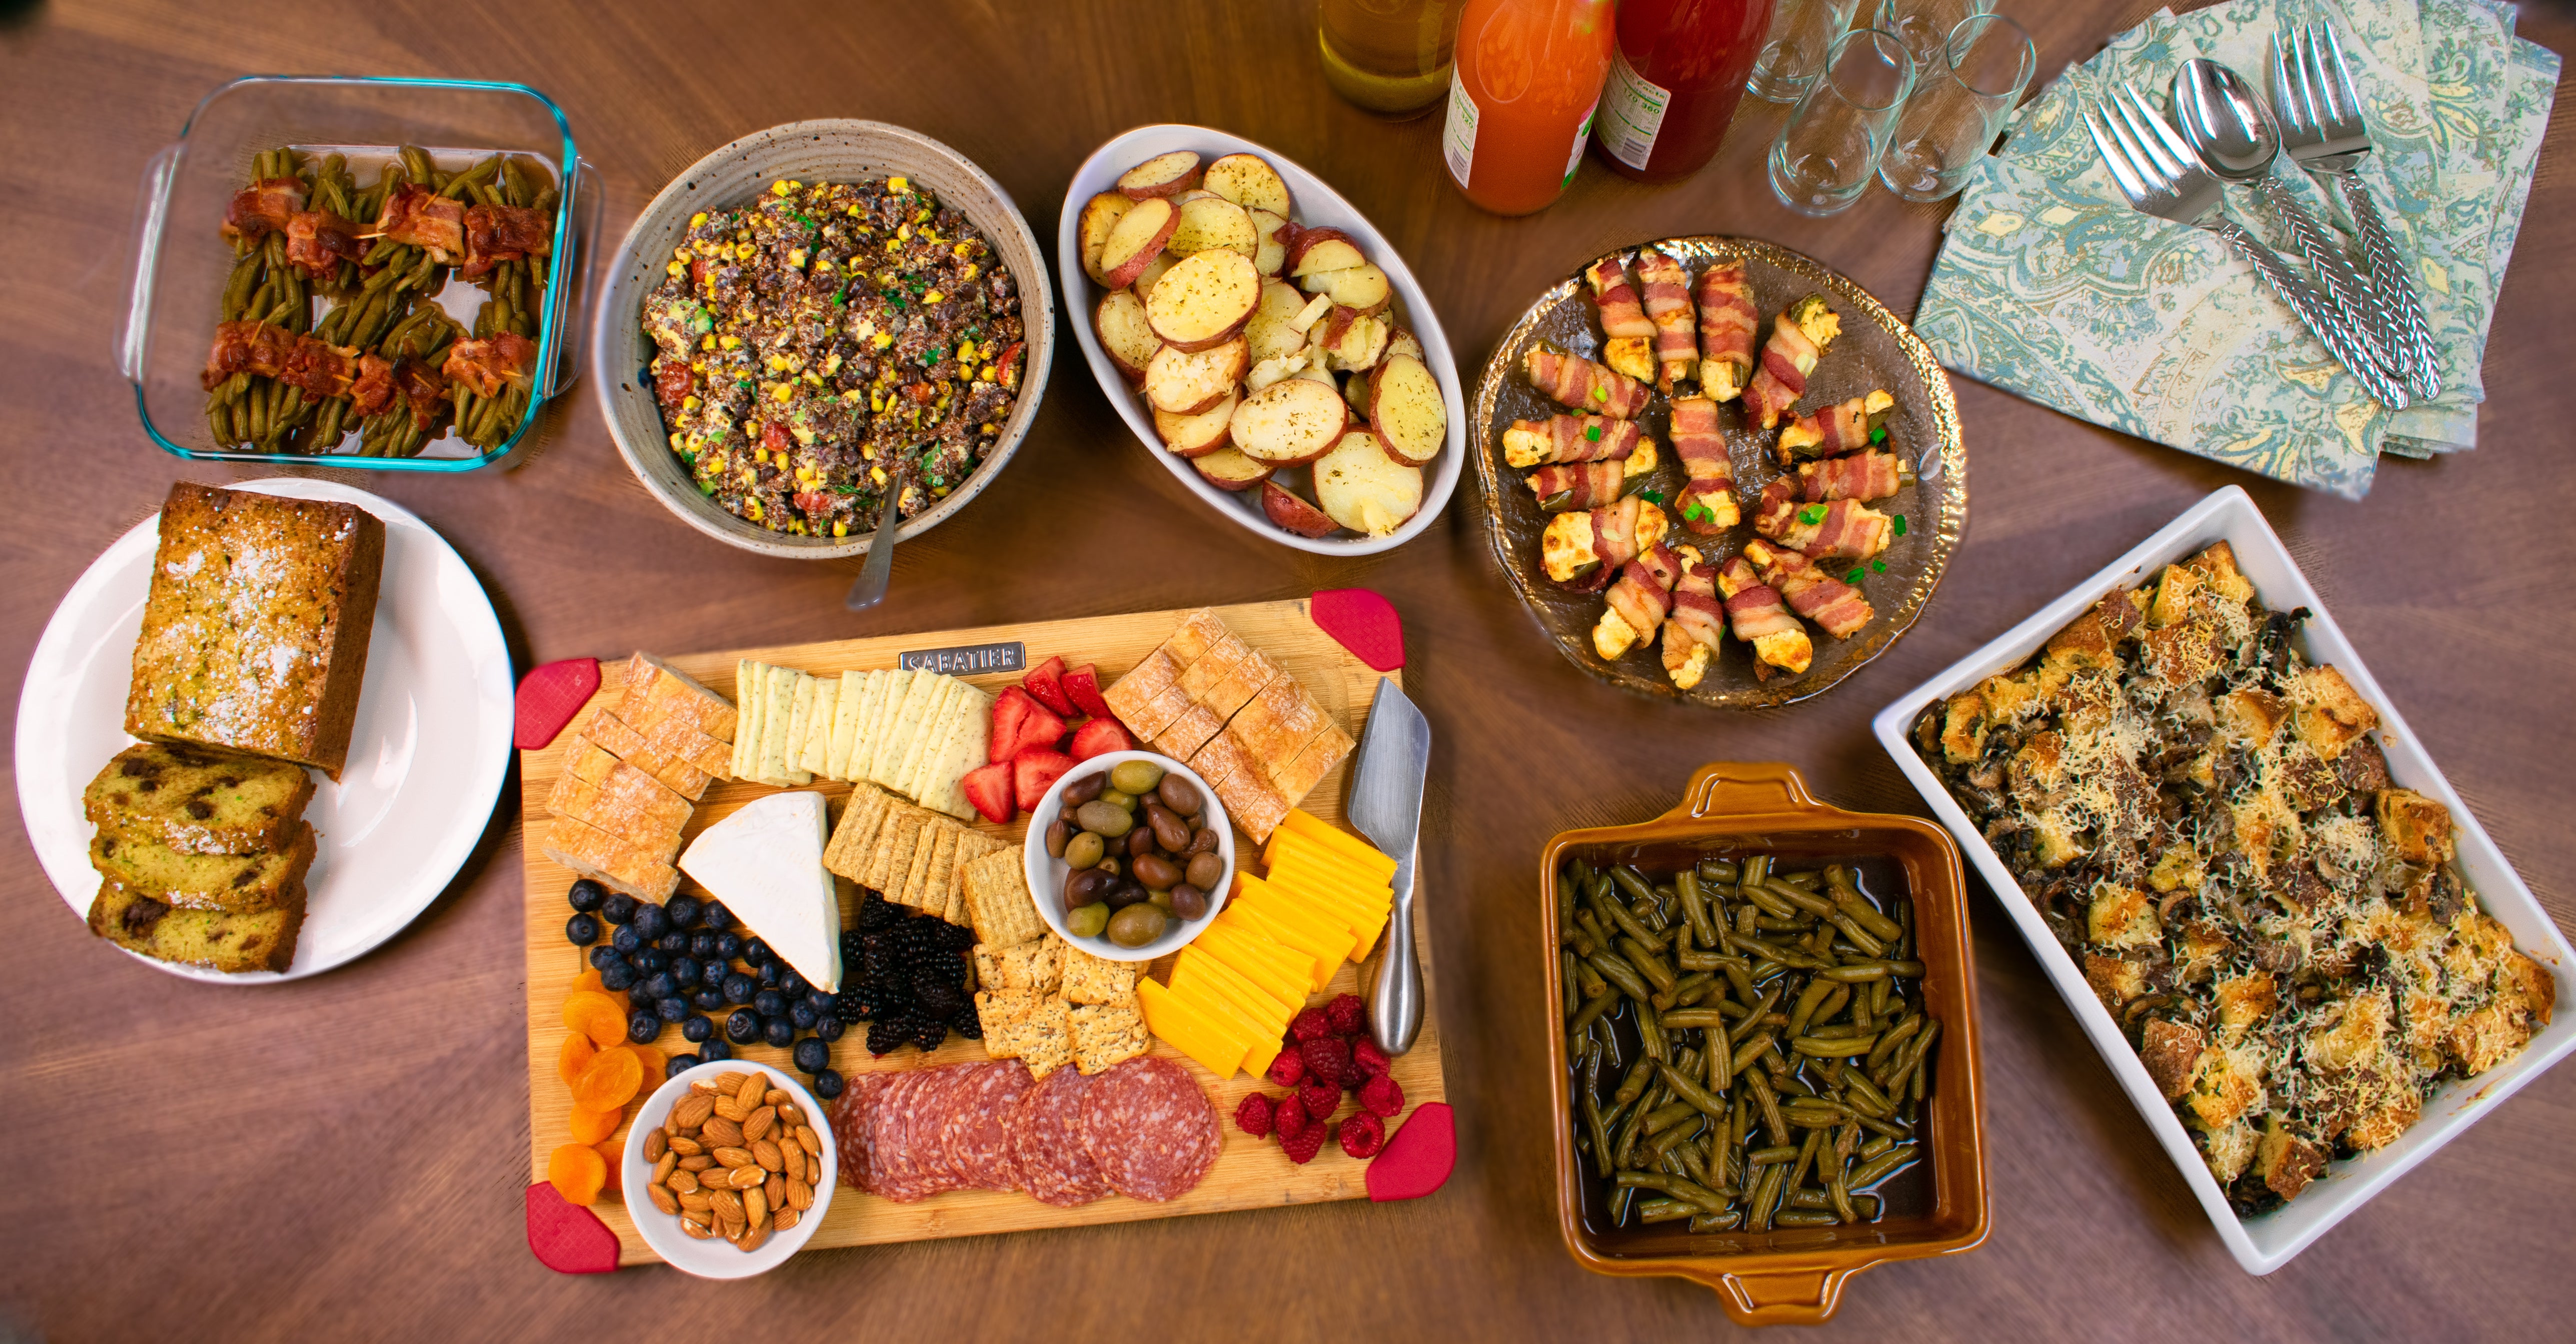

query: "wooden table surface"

left=4, top=1, right=2569, bottom=1338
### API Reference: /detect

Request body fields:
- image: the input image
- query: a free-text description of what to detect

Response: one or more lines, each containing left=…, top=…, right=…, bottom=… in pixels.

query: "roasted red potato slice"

left=1285, top=227, right=1367, bottom=277
left=1204, top=153, right=1293, bottom=216
left=1314, top=427, right=1425, bottom=536
left=1093, top=289, right=1162, bottom=385
left=1097, top=197, right=1176, bottom=289
left=1169, top=196, right=1258, bottom=258
left=1228, top=376, right=1348, bottom=466
left=1076, top=191, right=1136, bottom=287
left=1143, top=336, right=1248, bottom=415
left=1192, top=445, right=1274, bottom=492
left=1298, top=262, right=1392, bottom=315
left=1243, top=279, right=1311, bottom=363
left=1144, top=250, right=1262, bottom=353
left=1117, top=150, right=1203, bottom=201
left=1155, top=390, right=1238, bottom=458
left=1366, top=354, right=1445, bottom=466
left=1249, top=208, right=1290, bottom=277
left=1261, top=479, right=1341, bottom=538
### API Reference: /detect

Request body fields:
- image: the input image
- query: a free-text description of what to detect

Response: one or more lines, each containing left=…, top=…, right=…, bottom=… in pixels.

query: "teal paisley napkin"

left=1913, top=0, right=2557, bottom=497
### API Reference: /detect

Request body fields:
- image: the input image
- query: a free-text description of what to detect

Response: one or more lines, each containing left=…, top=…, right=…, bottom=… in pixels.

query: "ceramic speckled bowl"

left=593, top=120, right=1054, bottom=559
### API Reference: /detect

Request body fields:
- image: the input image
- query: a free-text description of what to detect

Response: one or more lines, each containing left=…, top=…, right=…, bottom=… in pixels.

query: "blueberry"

left=601, top=892, right=637, bottom=925
left=588, top=945, right=621, bottom=970
left=667, top=1053, right=701, bottom=1078
left=742, top=937, right=773, bottom=966
left=806, top=989, right=837, bottom=1012
left=715, top=932, right=743, bottom=961
left=626, top=1010, right=661, bottom=1044
left=792, top=1037, right=830, bottom=1073
left=811, top=1068, right=844, bottom=1100
left=692, top=988, right=727, bottom=1011
left=815, top=1015, right=845, bottom=1043
left=763, top=1017, right=795, bottom=1048
left=779, top=968, right=807, bottom=997
left=655, top=995, right=689, bottom=1023
left=612, top=924, right=643, bottom=954
left=600, top=963, right=637, bottom=993
left=666, top=894, right=702, bottom=929
left=642, top=972, right=678, bottom=1001
left=657, top=931, right=690, bottom=954
left=671, top=955, right=701, bottom=986
left=758, top=959, right=784, bottom=987
left=567, top=878, right=607, bottom=912
left=689, top=930, right=720, bottom=959
left=681, top=1014, right=715, bottom=1044
left=565, top=913, right=600, bottom=946
left=723, top=973, right=757, bottom=1005
left=699, top=1037, right=733, bottom=1062
left=632, top=903, right=669, bottom=941
left=637, top=948, right=670, bottom=973
left=790, top=1002, right=819, bottom=1030
left=753, top=989, right=786, bottom=1018
left=726, top=1009, right=761, bottom=1044
left=702, top=902, right=734, bottom=931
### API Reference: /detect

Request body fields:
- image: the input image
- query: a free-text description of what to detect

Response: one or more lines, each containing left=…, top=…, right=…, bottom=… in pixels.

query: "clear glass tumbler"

left=1876, top=13, right=2034, bottom=202
left=1874, top=0, right=1994, bottom=68
left=1744, top=0, right=1864, bottom=104
left=1767, top=28, right=1915, bottom=215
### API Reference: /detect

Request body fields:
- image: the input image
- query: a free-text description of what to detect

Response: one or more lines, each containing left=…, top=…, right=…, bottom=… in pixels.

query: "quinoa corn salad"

left=642, top=177, right=1026, bottom=537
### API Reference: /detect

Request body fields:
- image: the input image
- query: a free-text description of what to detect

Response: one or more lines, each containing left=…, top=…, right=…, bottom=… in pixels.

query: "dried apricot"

left=548, top=1142, right=607, bottom=1206
left=568, top=1105, right=621, bottom=1144
left=558, top=1033, right=597, bottom=1088
left=571, top=1045, right=644, bottom=1112
left=572, top=968, right=607, bottom=996
left=597, top=1141, right=625, bottom=1192
left=623, top=1043, right=667, bottom=1086
left=563, top=990, right=629, bottom=1050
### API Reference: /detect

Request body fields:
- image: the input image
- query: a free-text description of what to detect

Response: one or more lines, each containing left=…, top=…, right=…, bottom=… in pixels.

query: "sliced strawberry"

left=1012, top=747, right=1077, bottom=814
left=1011, top=687, right=1069, bottom=757
left=988, top=686, right=1033, bottom=765
left=1063, top=663, right=1114, bottom=721
left=960, top=761, right=1016, bottom=825
left=1067, top=717, right=1134, bottom=762
left=1023, top=655, right=1077, bottom=717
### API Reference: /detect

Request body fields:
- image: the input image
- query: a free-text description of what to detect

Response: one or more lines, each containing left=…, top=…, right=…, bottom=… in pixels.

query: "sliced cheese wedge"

left=1174, top=945, right=1298, bottom=1024
left=1272, top=809, right=1399, bottom=881
left=1165, top=974, right=1282, bottom=1076
left=869, top=671, right=939, bottom=791
left=730, top=660, right=764, bottom=781
left=916, top=680, right=993, bottom=819
left=799, top=674, right=839, bottom=778
left=1194, top=921, right=1311, bottom=1007
left=678, top=790, right=841, bottom=991
left=826, top=669, right=872, bottom=780
left=893, top=676, right=959, bottom=801
left=849, top=669, right=900, bottom=784
left=1137, top=978, right=1249, bottom=1078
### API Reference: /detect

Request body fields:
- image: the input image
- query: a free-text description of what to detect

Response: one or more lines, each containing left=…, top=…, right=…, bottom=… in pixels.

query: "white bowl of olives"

left=1024, top=751, right=1234, bottom=962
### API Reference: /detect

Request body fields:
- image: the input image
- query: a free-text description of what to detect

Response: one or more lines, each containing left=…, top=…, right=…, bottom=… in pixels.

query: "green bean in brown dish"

left=641, top=176, right=1028, bottom=538
left=1558, top=853, right=1940, bottom=1234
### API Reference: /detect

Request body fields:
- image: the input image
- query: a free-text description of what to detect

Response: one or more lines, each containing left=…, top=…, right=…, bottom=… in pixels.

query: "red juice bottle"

left=1592, top=0, right=1779, bottom=183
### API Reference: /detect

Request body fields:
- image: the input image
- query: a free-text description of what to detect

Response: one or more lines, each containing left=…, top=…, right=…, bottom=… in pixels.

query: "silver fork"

left=2274, top=23, right=2441, bottom=400
left=2086, top=86, right=2411, bottom=409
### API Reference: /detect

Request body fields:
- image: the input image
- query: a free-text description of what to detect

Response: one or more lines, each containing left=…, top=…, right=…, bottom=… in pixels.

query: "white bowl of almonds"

left=622, top=1061, right=837, bottom=1277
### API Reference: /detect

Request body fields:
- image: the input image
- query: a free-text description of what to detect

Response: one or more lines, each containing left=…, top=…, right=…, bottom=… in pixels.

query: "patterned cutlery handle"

left=2334, top=170, right=2443, bottom=401
left=2252, top=175, right=2397, bottom=376
left=2201, top=218, right=2410, bottom=411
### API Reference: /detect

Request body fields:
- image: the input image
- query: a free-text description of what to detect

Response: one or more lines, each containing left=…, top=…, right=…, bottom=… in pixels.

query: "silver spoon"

left=2170, top=59, right=2398, bottom=382
left=841, top=462, right=910, bottom=611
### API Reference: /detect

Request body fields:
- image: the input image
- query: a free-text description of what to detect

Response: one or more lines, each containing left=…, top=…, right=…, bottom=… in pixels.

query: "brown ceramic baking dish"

left=1540, top=762, right=1988, bottom=1325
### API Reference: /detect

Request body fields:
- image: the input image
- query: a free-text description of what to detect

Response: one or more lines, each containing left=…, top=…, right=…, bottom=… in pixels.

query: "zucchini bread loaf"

left=124, top=482, right=384, bottom=780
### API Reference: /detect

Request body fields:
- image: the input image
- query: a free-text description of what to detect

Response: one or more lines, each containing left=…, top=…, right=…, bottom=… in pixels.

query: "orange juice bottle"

left=1442, top=0, right=1617, bottom=216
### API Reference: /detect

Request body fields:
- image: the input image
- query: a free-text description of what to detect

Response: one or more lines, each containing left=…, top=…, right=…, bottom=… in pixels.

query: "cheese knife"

left=1347, top=678, right=1430, bottom=1056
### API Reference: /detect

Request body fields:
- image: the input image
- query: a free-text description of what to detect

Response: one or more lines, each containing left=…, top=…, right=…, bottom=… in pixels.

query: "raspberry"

left=1290, top=1008, right=1333, bottom=1043
left=1351, top=1036, right=1391, bottom=1082
left=1272, top=1092, right=1308, bottom=1141
left=1233, top=1092, right=1275, bottom=1139
left=1359, top=1072, right=1405, bottom=1118
left=1299, top=1036, right=1349, bottom=1087
left=1279, top=1117, right=1327, bottom=1164
left=1299, top=1081, right=1342, bottom=1122
left=1265, top=1048, right=1307, bottom=1088
left=1338, top=1110, right=1386, bottom=1159
left=1325, top=993, right=1367, bottom=1037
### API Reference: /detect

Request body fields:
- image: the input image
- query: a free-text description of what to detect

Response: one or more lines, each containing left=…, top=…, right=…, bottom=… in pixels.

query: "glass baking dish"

left=117, top=76, right=598, bottom=471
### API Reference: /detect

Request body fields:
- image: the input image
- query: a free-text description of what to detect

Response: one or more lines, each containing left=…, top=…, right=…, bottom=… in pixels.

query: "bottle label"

left=1562, top=98, right=1599, bottom=189
left=1597, top=47, right=1670, bottom=171
left=1442, top=68, right=1480, bottom=190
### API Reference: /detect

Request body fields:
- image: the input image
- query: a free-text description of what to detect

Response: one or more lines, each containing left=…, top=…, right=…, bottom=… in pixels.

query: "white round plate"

left=623, top=1061, right=836, bottom=1277
left=1025, top=750, right=1234, bottom=963
left=16, top=478, right=515, bottom=982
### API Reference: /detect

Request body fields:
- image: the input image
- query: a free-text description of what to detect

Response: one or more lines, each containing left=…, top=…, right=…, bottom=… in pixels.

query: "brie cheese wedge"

left=678, top=791, right=841, bottom=992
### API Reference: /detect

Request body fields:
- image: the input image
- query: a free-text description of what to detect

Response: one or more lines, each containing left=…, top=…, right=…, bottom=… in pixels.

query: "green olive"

left=1108, top=759, right=1167, bottom=796
left=1065, top=902, right=1110, bottom=939
left=1106, top=902, right=1170, bottom=948
left=1147, top=887, right=1175, bottom=912
left=1096, top=788, right=1135, bottom=812
left=1063, top=830, right=1105, bottom=871
left=1074, top=799, right=1134, bottom=838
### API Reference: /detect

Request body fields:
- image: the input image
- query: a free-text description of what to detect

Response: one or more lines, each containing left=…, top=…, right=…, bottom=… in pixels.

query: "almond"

left=678, top=1189, right=714, bottom=1212
left=744, top=1184, right=768, bottom=1230
left=729, top=1164, right=767, bottom=1190
left=668, top=1134, right=705, bottom=1156
left=735, top=1073, right=766, bottom=1110
left=752, top=1140, right=783, bottom=1173
left=712, top=1146, right=754, bottom=1169
left=764, top=1088, right=791, bottom=1108
left=713, top=1072, right=749, bottom=1095
left=764, top=1172, right=786, bottom=1208
left=781, top=1143, right=805, bottom=1183
left=734, top=1221, right=769, bottom=1252
left=708, top=1188, right=743, bottom=1223
left=786, top=1177, right=814, bottom=1211
left=647, top=1183, right=680, bottom=1216
left=795, top=1125, right=820, bottom=1157
left=681, top=1214, right=717, bottom=1240
left=643, top=1129, right=668, bottom=1163
left=714, top=1096, right=750, bottom=1123
left=743, top=1106, right=776, bottom=1143
left=651, top=1152, right=676, bottom=1187
left=668, top=1168, right=700, bottom=1195
left=778, top=1103, right=804, bottom=1130
left=673, top=1094, right=716, bottom=1130
left=678, top=1154, right=713, bottom=1172
left=701, top=1115, right=744, bottom=1148
left=774, top=1206, right=800, bottom=1233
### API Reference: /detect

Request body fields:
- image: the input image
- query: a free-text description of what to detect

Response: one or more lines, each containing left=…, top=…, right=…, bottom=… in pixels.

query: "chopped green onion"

left=1684, top=503, right=1712, bottom=523
left=1892, top=514, right=1907, bottom=535
left=1586, top=424, right=1602, bottom=442
left=1799, top=505, right=1826, bottom=525
left=1592, top=386, right=1607, bottom=402
left=1869, top=425, right=1887, bottom=444
left=1845, top=567, right=1866, bottom=584
left=1639, top=488, right=1667, bottom=506
left=1870, top=560, right=1887, bottom=574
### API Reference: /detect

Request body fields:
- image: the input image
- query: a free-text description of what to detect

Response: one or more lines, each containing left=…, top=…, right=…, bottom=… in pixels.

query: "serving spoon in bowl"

left=842, top=461, right=911, bottom=611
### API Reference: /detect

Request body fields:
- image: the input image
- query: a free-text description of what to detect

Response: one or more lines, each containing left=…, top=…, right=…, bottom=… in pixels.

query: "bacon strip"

left=1502, top=415, right=1641, bottom=467
left=1797, top=449, right=1904, bottom=503
left=1787, top=498, right=1892, bottom=561
left=1745, top=310, right=1826, bottom=429
left=1668, top=556, right=1726, bottom=651
left=1752, top=477, right=1801, bottom=539
left=391, top=358, right=451, bottom=431
left=283, top=210, right=368, bottom=281
left=1716, top=554, right=1812, bottom=676
left=442, top=332, right=537, bottom=398
left=374, top=184, right=466, bottom=260
left=1778, top=395, right=1873, bottom=462
left=1526, top=344, right=1651, bottom=420
left=1585, top=257, right=1652, bottom=339
left=200, top=320, right=360, bottom=400
left=1603, top=542, right=1683, bottom=646
left=460, top=202, right=552, bottom=279
left=1695, top=262, right=1757, bottom=401
left=348, top=354, right=398, bottom=419
left=1747, top=539, right=1873, bottom=638
left=1635, top=248, right=1696, bottom=393
left=222, top=178, right=305, bottom=241
left=1526, top=460, right=1628, bottom=512
left=1667, top=396, right=1738, bottom=535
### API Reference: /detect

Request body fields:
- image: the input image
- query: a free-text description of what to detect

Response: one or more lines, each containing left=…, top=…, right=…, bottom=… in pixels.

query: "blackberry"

left=911, top=1016, right=949, bottom=1051
left=951, top=1004, right=983, bottom=1040
left=858, top=892, right=904, bottom=931
left=912, top=968, right=964, bottom=1019
left=937, top=920, right=977, bottom=952
left=834, top=990, right=868, bottom=1025
left=865, top=1019, right=909, bottom=1056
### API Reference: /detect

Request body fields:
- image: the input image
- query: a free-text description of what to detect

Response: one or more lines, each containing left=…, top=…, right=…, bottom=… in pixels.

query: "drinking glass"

left=1320, top=0, right=1459, bottom=118
left=1876, top=13, right=2034, bottom=202
left=1744, top=0, right=1864, bottom=104
left=1874, top=0, right=1994, bottom=68
left=1767, top=28, right=1915, bottom=215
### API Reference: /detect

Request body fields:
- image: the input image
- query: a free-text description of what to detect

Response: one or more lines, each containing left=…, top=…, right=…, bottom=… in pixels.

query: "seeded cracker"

left=972, top=936, right=1062, bottom=993
left=822, top=783, right=892, bottom=882
left=1060, top=943, right=1140, bottom=1005
left=974, top=987, right=1039, bottom=1058
left=1017, top=995, right=1075, bottom=1078
left=961, top=846, right=1046, bottom=948
left=1069, top=1000, right=1151, bottom=1074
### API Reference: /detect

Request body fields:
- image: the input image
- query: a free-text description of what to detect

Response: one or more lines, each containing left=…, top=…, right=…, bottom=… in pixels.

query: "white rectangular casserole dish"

left=1870, top=484, right=2575, bottom=1274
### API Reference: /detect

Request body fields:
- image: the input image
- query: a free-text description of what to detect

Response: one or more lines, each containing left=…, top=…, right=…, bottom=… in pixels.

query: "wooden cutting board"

left=519, top=599, right=1447, bottom=1265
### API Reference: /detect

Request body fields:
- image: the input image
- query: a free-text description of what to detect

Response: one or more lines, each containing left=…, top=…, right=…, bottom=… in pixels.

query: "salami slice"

left=831, top=1070, right=891, bottom=1194
left=867, top=1068, right=957, bottom=1203
left=939, top=1060, right=1035, bottom=1191
left=1079, top=1056, right=1221, bottom=1202
left=1008, top=1065, right=1111, bottom=1207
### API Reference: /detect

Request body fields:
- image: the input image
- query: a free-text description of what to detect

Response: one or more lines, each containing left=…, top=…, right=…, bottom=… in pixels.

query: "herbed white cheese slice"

left=870, top=670, right=940, bottom=791
left=760, top=666, right=810, bottom=785
left=895, top=676, right=961, bottom=800
left=730, top=660, right=763, bottom=781
left=800, top=675, right=839, bottom=777
left=918, top=682, right=992, bottom=819
left=852, top=668, right=907, bottom=784
left=826, top=669, right=872, bottom=780
left=679, top=791, right=841, bottom=992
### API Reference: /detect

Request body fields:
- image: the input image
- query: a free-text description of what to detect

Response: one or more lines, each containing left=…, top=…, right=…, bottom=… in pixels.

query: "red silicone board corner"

left=517, top=658, right=600, bottom=751
left=1309, top=589, right=1404, bottom=671
left=1366, top=1101, right=1454, bottom=1201
left=526, top=1181, right=622, bottom=1273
